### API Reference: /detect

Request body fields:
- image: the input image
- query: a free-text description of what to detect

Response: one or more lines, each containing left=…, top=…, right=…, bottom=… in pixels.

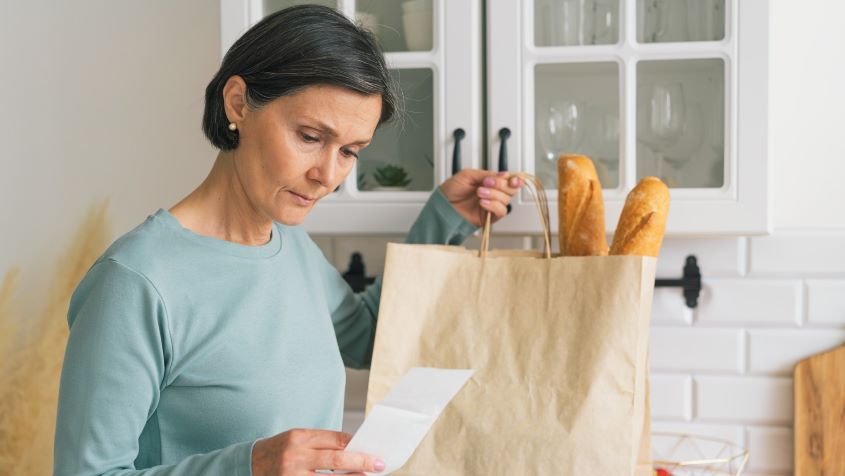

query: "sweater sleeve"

left=319, top=187, right=478, bottom=369
left=53, top=259, right=254, bottom=476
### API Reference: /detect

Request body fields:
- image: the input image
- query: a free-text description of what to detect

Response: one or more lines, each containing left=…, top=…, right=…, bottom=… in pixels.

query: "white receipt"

left=343, top=367, right=475, bottom=475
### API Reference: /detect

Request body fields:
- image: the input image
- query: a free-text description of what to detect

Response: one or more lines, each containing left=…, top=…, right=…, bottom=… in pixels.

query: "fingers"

left=283, top=429, right=385, bottom=473
left=288, top=429, right=352, bottom=450
left=479, top=197, right=510, bottom=219
left=310, top=449, right=385, bottom=473
left=477, top=185, right=512, bottom=205
left=482, top=174, right=523, bottom=195
left=479, top=173, right=523, bottom=220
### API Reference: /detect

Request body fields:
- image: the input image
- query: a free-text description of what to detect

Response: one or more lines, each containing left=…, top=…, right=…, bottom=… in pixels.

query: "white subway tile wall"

left=745, top=426, right=794, bottom=474
left=750, top=232, right=845, bottom=276
left=696, top=279, right=802, bottom=325
left=313, top=232, right=845, bottom=473
left=807, top=279, right=845, bottom=325
left=650, top=375, right=693, bottom=420
left=650, top=328, right=744, bottom=372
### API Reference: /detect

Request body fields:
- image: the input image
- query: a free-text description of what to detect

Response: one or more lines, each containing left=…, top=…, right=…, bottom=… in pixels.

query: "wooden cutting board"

left=794, top=344, right=845, bottom=475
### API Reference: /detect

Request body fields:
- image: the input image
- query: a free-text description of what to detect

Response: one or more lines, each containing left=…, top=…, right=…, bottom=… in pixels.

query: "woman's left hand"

left=439, top=169, right=525, bottom=228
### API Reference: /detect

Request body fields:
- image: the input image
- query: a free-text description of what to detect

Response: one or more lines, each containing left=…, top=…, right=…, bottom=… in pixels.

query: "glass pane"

left=264, top=0, right=337, bottom=16
left=535, top=62, right=620, bottom=189
left=637, top=59, right=725, bottom=188
left=357, top=0, right=434, bottom=52
left=358, top=68, right=434, bottom=192
left=637, top=0, right=725, bottom=43
left=534, top=0, right=620, bottom=46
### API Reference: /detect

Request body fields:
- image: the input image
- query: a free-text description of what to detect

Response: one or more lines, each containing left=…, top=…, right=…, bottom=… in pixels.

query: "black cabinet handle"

left=498, top=127, right=511, bottom=172
left=497, top=127, right=513, bottom=214
left=452, top=128, right=465, bottom=176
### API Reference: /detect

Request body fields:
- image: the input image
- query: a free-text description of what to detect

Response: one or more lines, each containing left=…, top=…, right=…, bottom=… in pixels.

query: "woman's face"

left=231, top=82, right=382, bottom=226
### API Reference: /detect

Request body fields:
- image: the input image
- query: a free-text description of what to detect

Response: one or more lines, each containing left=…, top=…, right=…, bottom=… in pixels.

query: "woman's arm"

left=54, top=260, right=253, bottom=476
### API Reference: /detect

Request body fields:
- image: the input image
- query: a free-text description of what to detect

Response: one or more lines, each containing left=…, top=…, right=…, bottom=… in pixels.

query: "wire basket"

left=651, top=432, right=749, bottom=476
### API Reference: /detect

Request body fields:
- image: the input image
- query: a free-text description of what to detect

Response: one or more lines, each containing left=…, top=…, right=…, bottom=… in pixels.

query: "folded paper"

left=343, top=367, right=474, bottom=475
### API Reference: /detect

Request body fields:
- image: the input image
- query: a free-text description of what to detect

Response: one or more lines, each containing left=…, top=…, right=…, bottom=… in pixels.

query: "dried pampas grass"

left=0, top=268, right=21, bottom=368
left=0, top=200, right=111, bottom=475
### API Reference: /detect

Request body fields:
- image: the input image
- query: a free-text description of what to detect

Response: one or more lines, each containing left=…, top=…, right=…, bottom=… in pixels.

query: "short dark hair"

left=202, top=5, right=398, bottom=150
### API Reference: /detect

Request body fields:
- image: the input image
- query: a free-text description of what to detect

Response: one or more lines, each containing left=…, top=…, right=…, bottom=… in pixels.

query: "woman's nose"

left=306, top=150, right=338, bottom=186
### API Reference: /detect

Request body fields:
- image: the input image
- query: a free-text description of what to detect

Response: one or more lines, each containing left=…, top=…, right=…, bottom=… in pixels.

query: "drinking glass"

left=587, top=109, right=620, bottom=186
left=543, top=0, right=595, bottom=46
left=639, top=81, right=686, bottom=184
left=538, top=99, right=587, bottom=161
left=644, top=0, right=688, bottom=43
left=687, top=0, right=725, bottom=41
left=662, top=102, right=705, bottom=186
left=592, top=0, right=619, bottom=44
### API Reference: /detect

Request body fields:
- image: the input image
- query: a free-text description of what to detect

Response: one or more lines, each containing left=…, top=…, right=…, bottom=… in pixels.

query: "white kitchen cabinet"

left=220, top=0, right=769, bottom=236
left=219, top=0, right=483, bottom=234
left=488, top=0, right=770, bottom=236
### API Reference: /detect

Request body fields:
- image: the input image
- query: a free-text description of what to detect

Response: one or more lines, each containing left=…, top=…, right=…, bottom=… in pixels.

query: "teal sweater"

left=54, top=189, right=477, bottom=475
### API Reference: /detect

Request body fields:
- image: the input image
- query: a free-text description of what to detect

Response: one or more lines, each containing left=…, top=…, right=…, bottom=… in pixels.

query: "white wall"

left=0, top=1, right=220, bottom=310
left=769, top=0, right=845, bottom=229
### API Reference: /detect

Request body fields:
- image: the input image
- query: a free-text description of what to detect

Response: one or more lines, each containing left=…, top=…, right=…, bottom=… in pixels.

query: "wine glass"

left=545, top=0, right=595, bottom=46
left=644, top=0, right=688, bottom=43
left=687, top=0, right=725, bottom=41
left=587, top=108, right=620, bottom=186
left=638, top=81, right=686, bottom=185
left=662, top=102, right=705, bottom=186
left=592, top=0, right=618, bottom=45
left=538, top=99, right=586, bottom=158
left=537, top=99, right=586, bottom=184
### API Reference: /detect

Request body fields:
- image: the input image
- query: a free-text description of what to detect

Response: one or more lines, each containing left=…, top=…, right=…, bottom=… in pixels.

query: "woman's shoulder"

left=94, top=210, right=187, bottom=278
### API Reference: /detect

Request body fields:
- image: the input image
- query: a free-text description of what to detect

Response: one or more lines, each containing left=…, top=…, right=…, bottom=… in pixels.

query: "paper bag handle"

left=479, top=172, right=552, bottom=259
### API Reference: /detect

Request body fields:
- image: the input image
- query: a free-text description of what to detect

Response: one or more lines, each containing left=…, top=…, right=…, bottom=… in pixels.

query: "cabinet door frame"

left=487, top=0, right=770, bottom=237
left=219, top=0, right=483, bottom=234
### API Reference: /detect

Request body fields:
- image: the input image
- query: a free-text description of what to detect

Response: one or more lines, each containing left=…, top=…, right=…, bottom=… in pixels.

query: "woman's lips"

left=289, top=190, right=316, bottom=206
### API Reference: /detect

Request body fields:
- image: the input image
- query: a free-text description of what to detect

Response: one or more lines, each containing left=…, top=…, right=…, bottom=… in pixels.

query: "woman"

left=53, top=5, right=523, bottom=476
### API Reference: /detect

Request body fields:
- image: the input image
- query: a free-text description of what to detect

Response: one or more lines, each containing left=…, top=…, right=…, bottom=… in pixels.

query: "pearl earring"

left=228, top=122, right=237, bottom=131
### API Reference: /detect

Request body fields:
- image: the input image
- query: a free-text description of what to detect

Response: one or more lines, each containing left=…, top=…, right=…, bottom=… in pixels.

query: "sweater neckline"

left=152, top=209, right=283, bottom=259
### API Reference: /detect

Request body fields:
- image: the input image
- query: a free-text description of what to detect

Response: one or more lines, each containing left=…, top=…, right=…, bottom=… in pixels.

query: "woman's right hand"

left=251, top=428, right=386, bottom=475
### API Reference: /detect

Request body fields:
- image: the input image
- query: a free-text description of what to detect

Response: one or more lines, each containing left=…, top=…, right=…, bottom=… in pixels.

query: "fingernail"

left=510, top=177, right=519, bottom=187
left=478, top=187, right=490, bottom=197
left=480, top=199, right=491, bottom=206
left=374, top=459, right=386, bottom=472
left=483, top=177, right=496, bottom=187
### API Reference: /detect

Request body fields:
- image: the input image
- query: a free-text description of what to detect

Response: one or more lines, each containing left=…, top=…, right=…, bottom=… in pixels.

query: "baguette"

left=557, top=154, right=609, bottom=256
left=609, top=176, right=670, bottom=257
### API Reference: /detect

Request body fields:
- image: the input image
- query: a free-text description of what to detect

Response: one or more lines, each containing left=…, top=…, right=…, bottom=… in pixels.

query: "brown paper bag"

left=366, top=175, right=655, bottom=475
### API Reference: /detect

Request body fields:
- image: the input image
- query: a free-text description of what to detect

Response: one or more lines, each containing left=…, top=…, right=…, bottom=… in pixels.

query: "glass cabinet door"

left=357, top=68, right=435, bottom=193
left=488, top=0, right=770, bottom=235
left=534, top=0, right=621, bottom=47
left=355, top=0, right=435, bottom=52
left=638, top=0, right=725, bottom=43
left=637, top=58, right=725, bottom=188
left=534, top=62, right=621, bottom=189
left=263, top=0, right=336, bottom=14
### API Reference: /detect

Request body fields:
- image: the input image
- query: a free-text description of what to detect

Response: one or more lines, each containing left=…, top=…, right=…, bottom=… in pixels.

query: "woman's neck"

left=168, top=151, right=274, bottom=246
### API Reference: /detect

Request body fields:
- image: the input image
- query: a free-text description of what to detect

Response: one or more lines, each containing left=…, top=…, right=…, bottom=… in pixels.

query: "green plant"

left=373, top=165, right=412, bottom=187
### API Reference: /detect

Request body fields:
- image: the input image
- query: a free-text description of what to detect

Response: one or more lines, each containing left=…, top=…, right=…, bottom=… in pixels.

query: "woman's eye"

left=341, top=149, right=359, bottom=159
left=301, top=133, right=319, bottom=143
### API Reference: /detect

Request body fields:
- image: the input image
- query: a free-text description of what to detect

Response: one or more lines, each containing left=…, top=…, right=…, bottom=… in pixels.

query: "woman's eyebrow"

left=301, top=118, right=372, bottom=145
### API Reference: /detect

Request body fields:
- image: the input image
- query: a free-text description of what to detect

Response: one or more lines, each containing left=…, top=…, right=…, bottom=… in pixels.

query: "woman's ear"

left=222, top=75, right=248, bottom=125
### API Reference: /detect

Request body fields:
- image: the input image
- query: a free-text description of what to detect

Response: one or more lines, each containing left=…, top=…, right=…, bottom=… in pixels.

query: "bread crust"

left=609, top=176, right=670, bottom=257
left=557, top=154, right=609, bottom=256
